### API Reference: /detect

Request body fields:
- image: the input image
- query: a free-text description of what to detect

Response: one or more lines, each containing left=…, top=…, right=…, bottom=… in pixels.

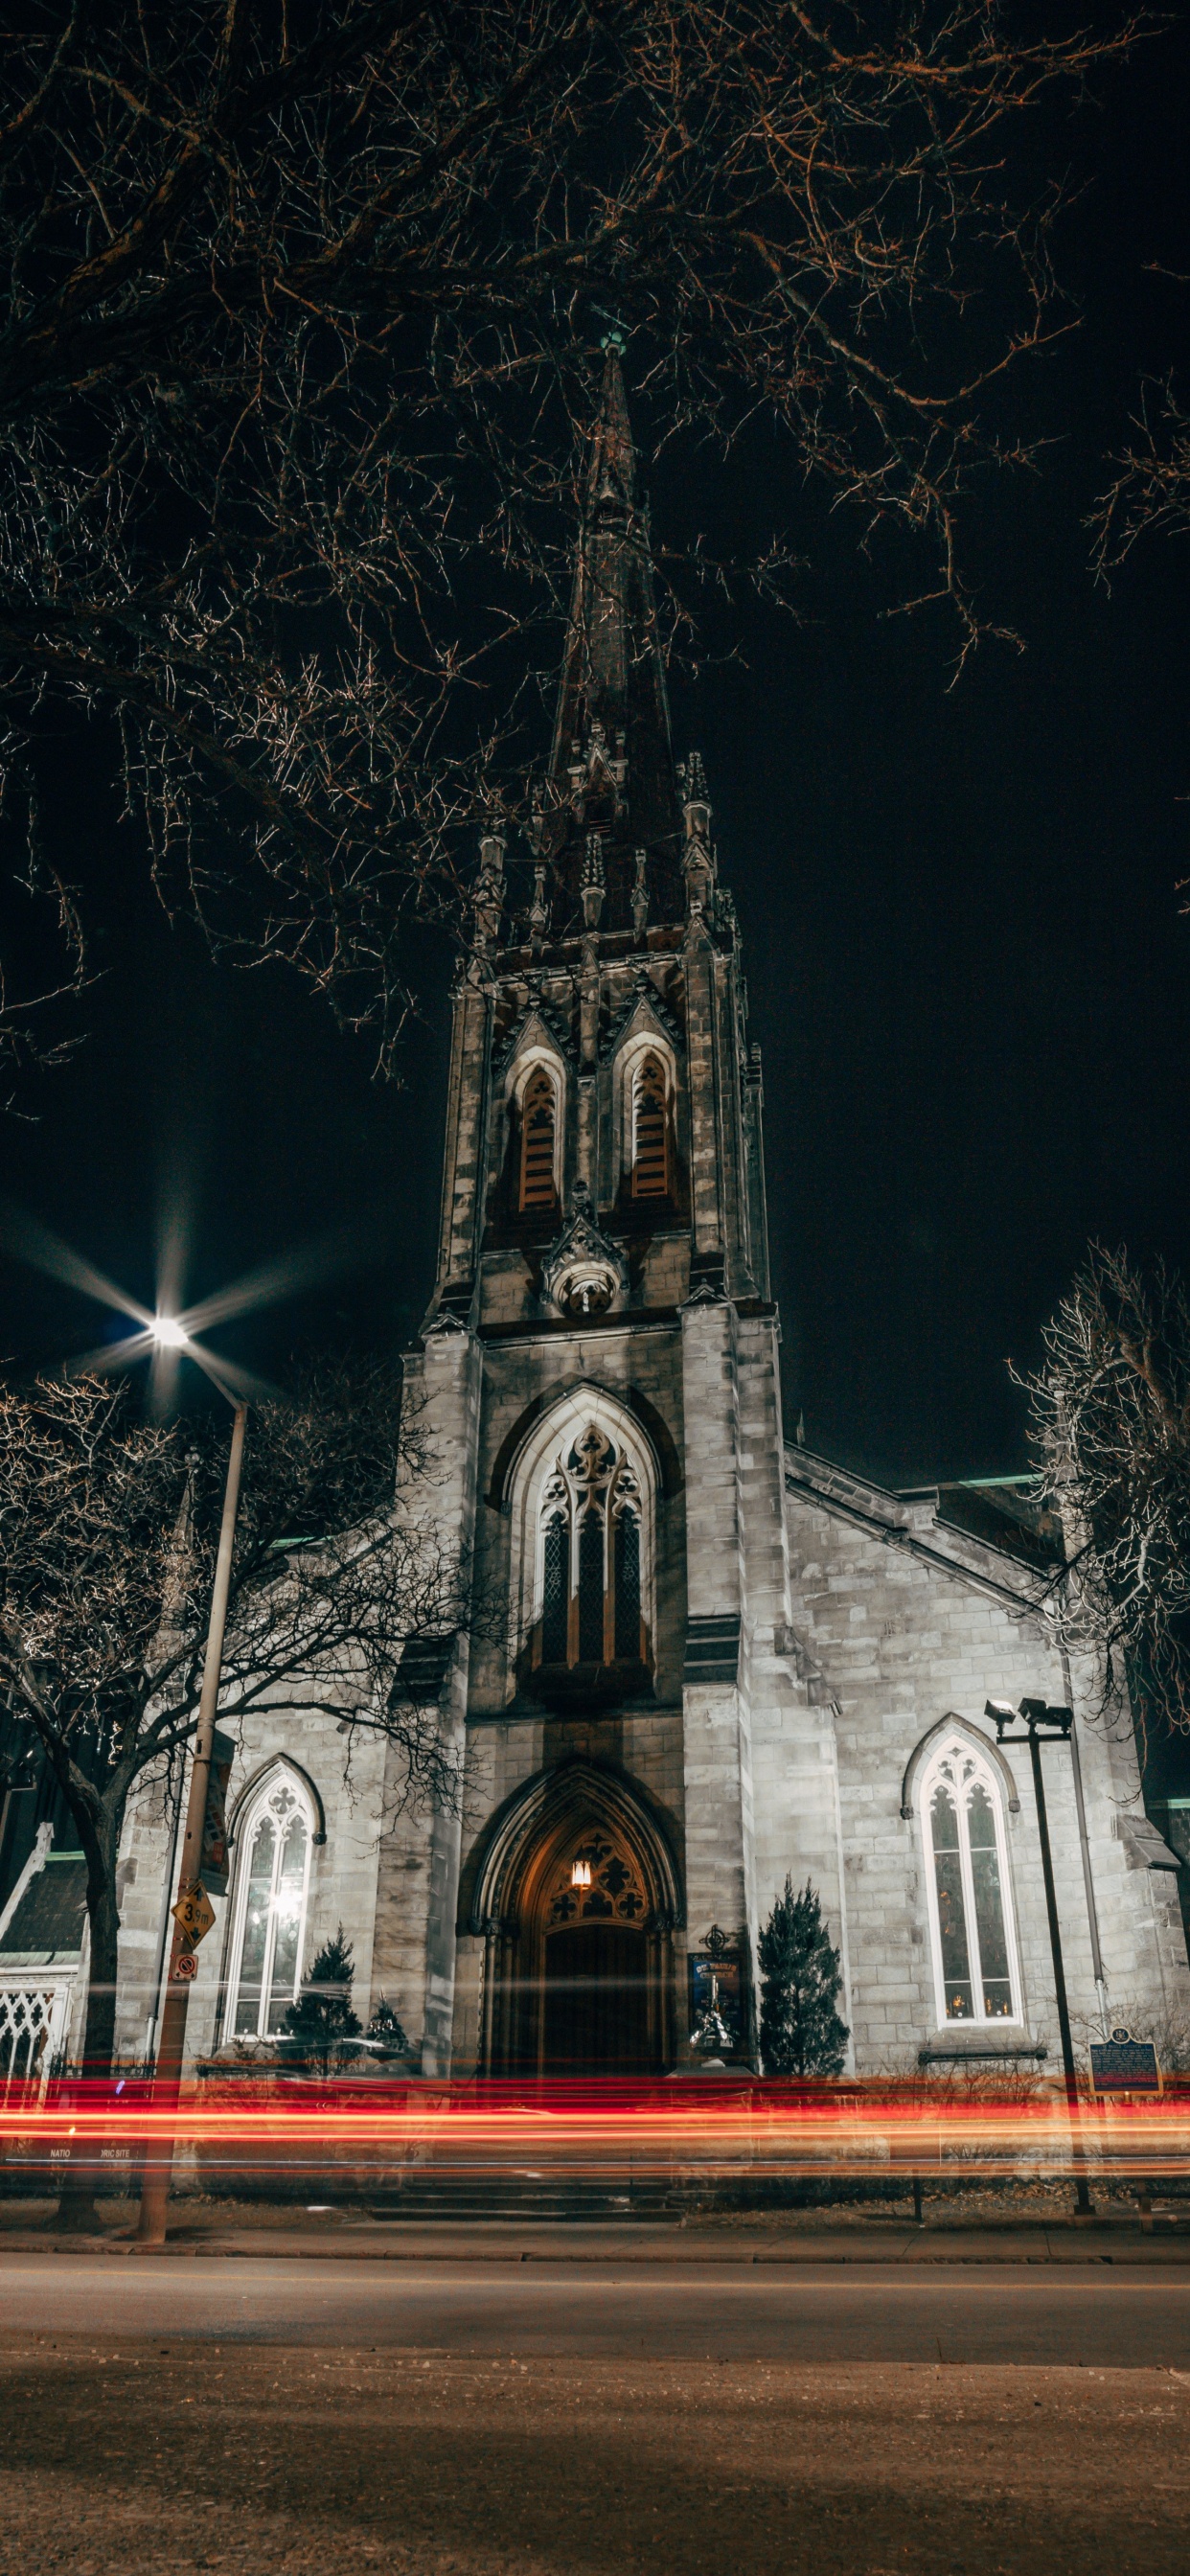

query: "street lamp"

left=150, top=1316, right=190, bottom=1351
left=986, top=1697, right=1094, bottom=2219
left=135, top=1344, right=248, bottom=2247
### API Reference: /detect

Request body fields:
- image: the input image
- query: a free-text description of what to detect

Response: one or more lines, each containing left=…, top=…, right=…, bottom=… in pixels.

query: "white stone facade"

left=109, top=352, right=1189, bottom=2082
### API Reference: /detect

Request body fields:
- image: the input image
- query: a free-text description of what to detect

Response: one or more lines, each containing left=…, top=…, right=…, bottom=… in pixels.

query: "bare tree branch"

left=0, top=3, right=1142, bottom=1069
left=1091, top=369, right=1190, bottom=573
left=0, top=1358, right=471, bottom=2114
left=1019, top=1244, right=1190, bottom=1736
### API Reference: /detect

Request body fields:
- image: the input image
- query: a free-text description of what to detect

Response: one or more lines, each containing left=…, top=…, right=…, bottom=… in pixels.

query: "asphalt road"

left=5, top=2251, right=1190, bottom=2364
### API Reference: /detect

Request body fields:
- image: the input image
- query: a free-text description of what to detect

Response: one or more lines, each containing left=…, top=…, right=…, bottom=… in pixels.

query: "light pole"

left=986, top=1696, right=1094, bottom=2220
left=136, top=1366, right=247, bottom=2246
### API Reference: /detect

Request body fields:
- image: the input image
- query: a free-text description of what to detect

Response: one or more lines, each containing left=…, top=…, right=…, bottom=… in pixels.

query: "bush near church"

left=280, top=1928, right=364, bottom=2075
left=759, top=1877, right=850, bottom=2078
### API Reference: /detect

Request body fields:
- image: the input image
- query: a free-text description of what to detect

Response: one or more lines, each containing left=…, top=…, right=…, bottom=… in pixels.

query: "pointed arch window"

left=631, top=1052, right=669, bottom=1199
left=535, top=1425, right=647, bottom=1670
left=921, top=1736, right=1019, bottom=2025
left=519, top=1066, right=559, bottom=1211
left=223, top=1768, right=314, bottom=2041
left=541, top=1509, right=569, bottom=1664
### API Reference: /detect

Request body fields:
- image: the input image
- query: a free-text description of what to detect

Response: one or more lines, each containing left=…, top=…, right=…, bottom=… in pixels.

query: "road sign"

left=172, top=1951, right=198, bottom=1982
left=172, top=1878, right=217, bottom=1947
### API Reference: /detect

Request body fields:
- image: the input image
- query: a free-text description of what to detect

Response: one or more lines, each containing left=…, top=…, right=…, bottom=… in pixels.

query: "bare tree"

left=1092, top=370, right=1190, bottom=570
left=1090, top=251, right=1190, bottom=578
left=1022, top=1244, right=1190, bottom=1736
left=0, top=1358, right=469, bottom=2108
left=0, top=760, right=89, bottom=1096
left=0, top=2, right=1137, bottom=1068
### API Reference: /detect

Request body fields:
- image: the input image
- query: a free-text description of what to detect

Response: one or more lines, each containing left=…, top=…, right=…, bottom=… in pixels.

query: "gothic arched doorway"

left=462, top=1760, right=682, bottom=2076
left=540, top=1828, right=652, bottom=2075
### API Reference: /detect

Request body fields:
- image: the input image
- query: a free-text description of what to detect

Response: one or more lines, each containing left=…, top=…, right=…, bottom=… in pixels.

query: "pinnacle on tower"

left=535, top=348, right=683, bottom=932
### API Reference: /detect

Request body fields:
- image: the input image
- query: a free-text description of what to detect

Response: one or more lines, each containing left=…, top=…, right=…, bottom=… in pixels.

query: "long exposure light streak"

left=2, top=2086, right=1188, bottom=2196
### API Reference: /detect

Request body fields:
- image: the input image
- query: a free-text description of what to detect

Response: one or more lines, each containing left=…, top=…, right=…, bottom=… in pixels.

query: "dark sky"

left=2, top=24, right=1188, bottom=1494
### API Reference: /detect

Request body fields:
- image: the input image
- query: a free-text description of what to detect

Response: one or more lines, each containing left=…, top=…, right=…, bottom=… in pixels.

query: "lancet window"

left=631, top=1052, right=669, bottom=1199
left=921, top=1736, right=1019, bottom=2026
left=223, top=1766, right=314, bottom=2042
left=519, top=1066, right=559, bottom=1211
left=536, top=1425, right=646, bottom=1669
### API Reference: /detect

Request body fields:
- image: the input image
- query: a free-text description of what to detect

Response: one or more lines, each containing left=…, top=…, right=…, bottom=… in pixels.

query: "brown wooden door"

left=542, top=1924, right=650, bottom=2073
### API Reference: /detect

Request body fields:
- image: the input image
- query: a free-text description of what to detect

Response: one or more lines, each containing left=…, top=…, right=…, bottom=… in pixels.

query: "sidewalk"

left=4, top=2196, right=1190, bottom=2262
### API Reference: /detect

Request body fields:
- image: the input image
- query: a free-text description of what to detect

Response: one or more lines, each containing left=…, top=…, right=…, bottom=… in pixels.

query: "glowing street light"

left=149, top=1316, right=190, bottom=1351
left=0, top=1194, right=370, bottom=2239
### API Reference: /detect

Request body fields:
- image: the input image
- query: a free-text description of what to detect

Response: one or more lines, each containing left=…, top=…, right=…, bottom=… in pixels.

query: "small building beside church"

left=10, top=352, right=1184, bottom=2091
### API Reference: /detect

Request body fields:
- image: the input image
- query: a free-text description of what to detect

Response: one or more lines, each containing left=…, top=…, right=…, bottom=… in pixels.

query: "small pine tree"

left=758, top=1876, right=849, bottom=2077
left=282, top=1927, right=363, bottom=2075
left=366, top=1995, right=410, bottom=2061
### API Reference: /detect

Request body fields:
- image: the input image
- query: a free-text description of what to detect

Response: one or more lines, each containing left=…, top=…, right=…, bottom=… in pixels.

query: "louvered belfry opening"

left=519, top=1066, right=558, bottom=1210
left=631, top=1052, right=668, bottom=1199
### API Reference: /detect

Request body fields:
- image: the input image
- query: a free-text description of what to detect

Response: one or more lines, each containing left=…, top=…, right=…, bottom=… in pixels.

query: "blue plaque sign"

left=1088, top=2027, right=1161, bottom=2095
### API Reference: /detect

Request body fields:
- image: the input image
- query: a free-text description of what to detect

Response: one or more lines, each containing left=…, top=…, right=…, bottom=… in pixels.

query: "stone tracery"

left=537, top=1424, right=644, bottom=1670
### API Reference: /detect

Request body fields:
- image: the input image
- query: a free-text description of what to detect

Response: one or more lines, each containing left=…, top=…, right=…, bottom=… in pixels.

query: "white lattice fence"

left=0, top=1979, right=73, bottom=2104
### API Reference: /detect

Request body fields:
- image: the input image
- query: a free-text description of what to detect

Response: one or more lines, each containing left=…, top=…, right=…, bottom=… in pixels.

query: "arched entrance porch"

left=462, top=1760, right=683, bottom=2075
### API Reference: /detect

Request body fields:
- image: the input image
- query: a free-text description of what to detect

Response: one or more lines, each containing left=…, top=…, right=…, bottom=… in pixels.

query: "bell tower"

left=387, top=350, right=841, bottom=2077
left=431, top=343, right=770, bottom=1334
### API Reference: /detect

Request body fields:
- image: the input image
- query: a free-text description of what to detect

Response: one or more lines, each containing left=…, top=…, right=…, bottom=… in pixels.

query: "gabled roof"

left=784, top=1443, right=1059, bottom=1613
left=0, top=1849, right=87, bottom=1961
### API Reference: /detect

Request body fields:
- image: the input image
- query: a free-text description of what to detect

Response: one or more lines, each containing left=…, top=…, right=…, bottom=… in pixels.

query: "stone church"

left=6, top=354, right=1186, bottom=2087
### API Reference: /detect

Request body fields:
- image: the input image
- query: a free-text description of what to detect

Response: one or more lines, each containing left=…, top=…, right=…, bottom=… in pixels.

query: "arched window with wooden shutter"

left=519, top=1066, right=559, bottom=1210
left=631, top=1052, right=669, bottom=1199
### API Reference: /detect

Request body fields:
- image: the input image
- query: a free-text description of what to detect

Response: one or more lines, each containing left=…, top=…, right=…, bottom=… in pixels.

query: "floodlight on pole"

left=986, top=1695, right=1094, bottom=2219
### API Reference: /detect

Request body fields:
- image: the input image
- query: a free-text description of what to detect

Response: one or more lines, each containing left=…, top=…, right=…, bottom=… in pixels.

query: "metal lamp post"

left=986, top=1696, right=1094, bottom=2220
left=135, top=1387, right=248, bottom=2245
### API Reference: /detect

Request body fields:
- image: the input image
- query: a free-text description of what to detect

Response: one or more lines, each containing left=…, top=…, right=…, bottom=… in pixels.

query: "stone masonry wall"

left=768, top=1479, right=1190, bottom=2071
left=115, top=1694, right=389, bottom=2072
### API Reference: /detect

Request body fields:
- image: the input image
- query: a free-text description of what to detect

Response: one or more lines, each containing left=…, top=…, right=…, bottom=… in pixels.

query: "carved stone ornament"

left=541, top=1184, right=628, bottom=1320
left=680, top=1277, right=726, bottom=1308
left=424, top=1304, right=470, bottom=1336
left=606, top=962, right=685, bottom=1059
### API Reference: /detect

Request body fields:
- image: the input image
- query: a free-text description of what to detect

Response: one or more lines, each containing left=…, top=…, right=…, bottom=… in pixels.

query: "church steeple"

left=535, top=347, right=683, bottom=932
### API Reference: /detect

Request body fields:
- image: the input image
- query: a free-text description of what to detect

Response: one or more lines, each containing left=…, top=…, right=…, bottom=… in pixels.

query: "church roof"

left=0, top=1848, right=87, bottom=1961
left=532, top=349, right=684, bottom=933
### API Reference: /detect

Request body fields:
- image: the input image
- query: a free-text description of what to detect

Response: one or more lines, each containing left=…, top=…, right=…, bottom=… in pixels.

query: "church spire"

left=537, top=347, right=682, bottom=932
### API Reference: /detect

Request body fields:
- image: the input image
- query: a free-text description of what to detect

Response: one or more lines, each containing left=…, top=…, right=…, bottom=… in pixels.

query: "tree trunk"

left=54, top=1825, right=122, bottom=2232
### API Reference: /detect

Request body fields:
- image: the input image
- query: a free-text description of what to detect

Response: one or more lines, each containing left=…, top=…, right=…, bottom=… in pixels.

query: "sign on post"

left=689, top=1927, right=745, bottom=2058
left=1088, top=2026, right=1162, bottom=2096
left=171, top=1877, right=217, bottom=1949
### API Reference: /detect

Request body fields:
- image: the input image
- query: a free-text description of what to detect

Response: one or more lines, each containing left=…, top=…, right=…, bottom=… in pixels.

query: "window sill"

left=522, top=1657, right=654, bottom=1711
left=919, top=2031, right=1047, bottom=2064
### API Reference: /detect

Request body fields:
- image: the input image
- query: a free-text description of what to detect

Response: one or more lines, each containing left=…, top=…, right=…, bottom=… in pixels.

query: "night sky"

left=1, top=26, right=1188, bottom=1497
